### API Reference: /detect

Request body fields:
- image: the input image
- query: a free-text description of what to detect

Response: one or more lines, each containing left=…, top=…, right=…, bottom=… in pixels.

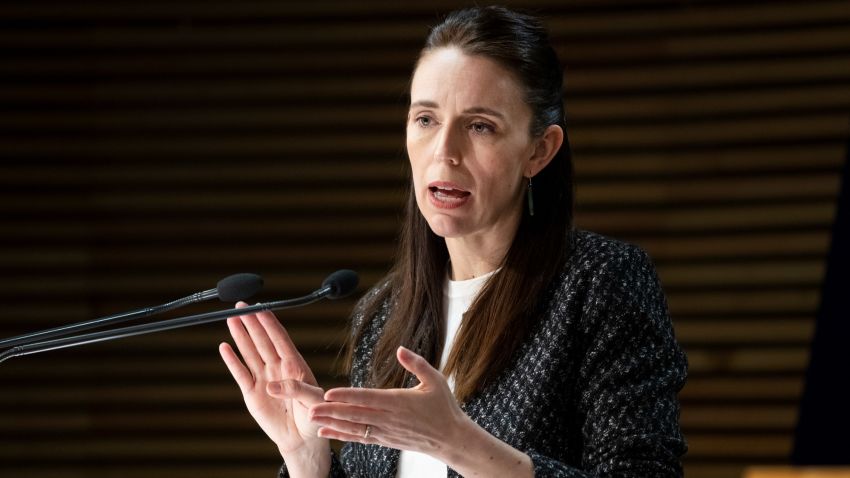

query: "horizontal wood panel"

left=743, top=467, right=850, bottom=478
left=2, top=1, right=848, bottom=40
left=2, top=85, right=849, bottom=130
left=641, top=232, right=831, bottom=260
left=681, top=377, right=804, bottom=401
left=0, top=261, right=828, bottom=291
left=682, top=405, right=798, bottom=430
left=577, top=202, right=836, bottom=232
left=3, top=57, right=850, bottom=106
left=0, top=232, right=831, bottom=268
left=687, top=465, right=764, bottom=478
left=0, top=468, right=280, bottom=478
left=1, top=403, right=800, bottom=433
left=667, top=289, right=821, bottom=316
left=686, top=348, right=809, bottom=373
left=675, top=318, right=815, bottom=344
left=5, top=28, right=850, bottom=80
left=0, top=404, right=801, bottom=435
left=0, top=173, right=838, bottom=206
left=0, top=438, right=278, bottom=460
left=3, top=118, right=846, bottom=159
left=577, top=144, right=846, bottom=176
left=0, top=217, right=400, bottom=241
left=0, top=378, right=806, bottom=407
left=686, top=435, right=793, bottom=458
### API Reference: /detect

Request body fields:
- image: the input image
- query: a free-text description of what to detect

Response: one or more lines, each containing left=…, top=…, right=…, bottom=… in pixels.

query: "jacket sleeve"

left=276, top=450, right=347, bottom=478
left=530, top=246, right=688, bottom=477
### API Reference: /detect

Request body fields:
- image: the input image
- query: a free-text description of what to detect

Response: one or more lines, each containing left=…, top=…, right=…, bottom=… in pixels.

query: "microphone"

left=216, top=273, right=265, bottom=302
left=0, top=273, right=264, bottom=349
left=0, top=269, right=358, bottom=364
left=322, top=269, right=359, bottom=299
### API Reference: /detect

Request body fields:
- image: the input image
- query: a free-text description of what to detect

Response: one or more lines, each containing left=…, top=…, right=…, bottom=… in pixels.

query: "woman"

left=219, top=6, right=687, bottom=478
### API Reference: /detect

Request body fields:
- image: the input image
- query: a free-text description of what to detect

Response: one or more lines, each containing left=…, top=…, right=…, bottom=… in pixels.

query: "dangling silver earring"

left=526, top=176, right=535, bottom=217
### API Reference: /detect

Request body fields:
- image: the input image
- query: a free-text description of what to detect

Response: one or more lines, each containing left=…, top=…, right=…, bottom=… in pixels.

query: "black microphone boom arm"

left=0, top=289, right=217, bottom=350
left=0, top=285, right=331, bottom=364
left=0, top=272, right=263, bottom=349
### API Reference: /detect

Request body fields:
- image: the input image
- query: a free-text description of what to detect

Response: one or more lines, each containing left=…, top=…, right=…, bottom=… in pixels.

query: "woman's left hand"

left=309, top=345, right=467, bottom=459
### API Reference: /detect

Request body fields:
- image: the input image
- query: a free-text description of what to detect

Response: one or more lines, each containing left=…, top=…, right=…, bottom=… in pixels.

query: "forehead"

left=410, top=48, right=527, bottom=113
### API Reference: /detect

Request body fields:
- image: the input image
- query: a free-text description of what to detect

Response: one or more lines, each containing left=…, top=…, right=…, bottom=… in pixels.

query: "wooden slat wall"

left=1, top=1, right=847, bottom=477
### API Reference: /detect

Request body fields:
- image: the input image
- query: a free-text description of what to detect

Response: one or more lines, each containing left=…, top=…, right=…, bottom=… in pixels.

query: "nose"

left=433, top=122, right=462, bottom=165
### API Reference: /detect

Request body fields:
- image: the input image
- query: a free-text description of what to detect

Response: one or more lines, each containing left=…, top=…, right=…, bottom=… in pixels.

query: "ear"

left=526, top=124, right=564, bottom=177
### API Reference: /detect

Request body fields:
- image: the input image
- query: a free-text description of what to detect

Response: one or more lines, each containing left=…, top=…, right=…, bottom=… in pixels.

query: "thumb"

left=396, top=346, right=441, bottom=386
left=267, top=379, right=325, bottom=407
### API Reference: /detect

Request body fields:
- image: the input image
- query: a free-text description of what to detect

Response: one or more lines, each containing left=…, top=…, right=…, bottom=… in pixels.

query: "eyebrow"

left=409, top=101, right=505, bottom=119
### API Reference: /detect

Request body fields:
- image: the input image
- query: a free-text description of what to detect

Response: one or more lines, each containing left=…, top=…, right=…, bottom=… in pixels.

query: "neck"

left=444, top=216, right=519, bottom=281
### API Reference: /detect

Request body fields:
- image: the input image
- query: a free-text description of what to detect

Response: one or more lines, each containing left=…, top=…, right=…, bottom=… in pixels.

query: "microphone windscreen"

left=217, top=273, right=264, bottom=302
left=322, top=269, right=359, bottom=299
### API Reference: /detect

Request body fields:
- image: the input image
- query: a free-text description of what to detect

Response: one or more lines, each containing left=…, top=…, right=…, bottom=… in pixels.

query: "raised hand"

left=219, top=303, right=330, bottom=475
left=309, top=346, right=466, bottom=455
left=309, top=346, right=532, bottom=477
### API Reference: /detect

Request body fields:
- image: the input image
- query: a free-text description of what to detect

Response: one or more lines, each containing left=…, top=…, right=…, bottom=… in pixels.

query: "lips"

left=427, top=181, right=470, bottom=209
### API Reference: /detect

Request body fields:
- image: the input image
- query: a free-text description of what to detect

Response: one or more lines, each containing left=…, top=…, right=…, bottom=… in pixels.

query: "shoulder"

left=569, top=229, right=655, bottom=276
left=551, top=229, right=666, bottom=316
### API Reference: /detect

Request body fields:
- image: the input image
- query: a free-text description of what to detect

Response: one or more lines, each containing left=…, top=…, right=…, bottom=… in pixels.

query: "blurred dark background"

left=1, top=1, right=848, bottom=477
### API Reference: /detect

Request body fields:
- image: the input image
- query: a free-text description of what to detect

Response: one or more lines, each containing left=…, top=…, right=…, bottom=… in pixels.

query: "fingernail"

left=268, top=383, right=281, bottom=393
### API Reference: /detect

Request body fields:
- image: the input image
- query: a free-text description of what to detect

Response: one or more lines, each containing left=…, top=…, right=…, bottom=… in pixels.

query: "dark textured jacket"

left=279, top=229, right=688, bottom=477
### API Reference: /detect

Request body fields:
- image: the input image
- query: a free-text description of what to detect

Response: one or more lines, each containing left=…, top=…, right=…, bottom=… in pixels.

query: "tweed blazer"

left=279, top=229, right=688, bottom=477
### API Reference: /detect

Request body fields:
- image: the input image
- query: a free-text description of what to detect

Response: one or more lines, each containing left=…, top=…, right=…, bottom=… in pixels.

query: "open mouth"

left=428, top=183, right=471, bottom=209
left=429, top=185, right=470, bottom=199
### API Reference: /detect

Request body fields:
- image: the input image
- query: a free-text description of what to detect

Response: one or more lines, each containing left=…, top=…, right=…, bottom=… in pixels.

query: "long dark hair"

left=347, top=6, right=574, bottom=402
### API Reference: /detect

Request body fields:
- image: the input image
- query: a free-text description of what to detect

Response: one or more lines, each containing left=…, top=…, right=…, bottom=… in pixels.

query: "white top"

left=395, top=269, right=496, bottom=478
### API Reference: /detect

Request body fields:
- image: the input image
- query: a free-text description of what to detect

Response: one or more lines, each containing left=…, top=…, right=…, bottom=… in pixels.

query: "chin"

left=425, top=215, right=467, bottom=239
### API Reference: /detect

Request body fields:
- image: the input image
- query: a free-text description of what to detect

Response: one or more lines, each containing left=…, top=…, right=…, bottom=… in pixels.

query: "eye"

left=469, top=122, right=495, bottom=135
left=415, top=115, right=435, bottom=128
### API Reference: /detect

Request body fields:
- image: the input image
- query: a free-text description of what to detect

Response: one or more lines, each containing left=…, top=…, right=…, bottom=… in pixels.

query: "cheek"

left=410, top=169, right=425, bottom=200
left=406, top=131, right=428, bottom=161
left=483, top=174, right=521, bottom=205
left=476, top=154, right=524, bottom=194
left=406, top=147, right=426, bottom=199
left=406, top=133, right=430, bottom=183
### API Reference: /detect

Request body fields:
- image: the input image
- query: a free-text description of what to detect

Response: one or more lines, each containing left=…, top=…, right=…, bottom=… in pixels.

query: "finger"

left=219, top=342, right=254, bottom=395
left=240, top=311, right=280, bottom=364
left=311, top=415, right=372, bottom=439
left=316, top=424, right=378, bottom=445
left=396, top=346, right=442, bottom=387
left=323, top=387, right=398, bottom=409
left=226, top=314, right=264, bottom=372
left=255, top=310, right=308, bottom=365
left=267, top=379, right=325, bottom=407
left=255, top=309, right=319, bottom=384
left=310, top=402, right=383, bottom=424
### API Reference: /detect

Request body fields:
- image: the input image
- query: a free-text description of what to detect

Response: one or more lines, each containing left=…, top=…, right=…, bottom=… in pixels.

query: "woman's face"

left=406, top=47, right=538, bottom=241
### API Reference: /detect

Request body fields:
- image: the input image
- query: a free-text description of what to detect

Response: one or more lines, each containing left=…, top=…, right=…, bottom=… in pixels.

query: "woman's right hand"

left=219, top=303, right=330, bottom=476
